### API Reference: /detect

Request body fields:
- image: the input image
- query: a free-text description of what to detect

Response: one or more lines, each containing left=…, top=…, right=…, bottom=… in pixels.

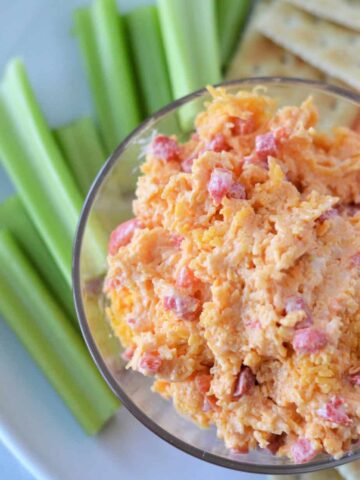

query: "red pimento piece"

left=121, top=346, right=135, bottom=362
left=349, top=373, right=360, bottom=386
left=150, top=134, right=180, bottom=162
left=317, top=397, right=352, bottom=426
left=195, top=374, right=212, bottom=394
left=177, top=266, right=196, bottom=289
left=291, top=439, right=318, bottom=464
left=243, top=153, right=268, bottom=169
left=170, top=233, right=184, bottom=248
left=273, top=126, right=290, bottom=143
left=208, top=168, right=233, bottom=203
left=108, top=218, right=140, bottom=255
left=202, top=394, right=217, bottom=412
left=206, top=133, right=231, bottom=152
left=229, top=114, right=255, bottom=136
left=163, top=294, right=200, bottom=320
left=139, top=353, right=162, bottom=375
left=255, top=132, right=277, bottom=161
left=181, top=155, right=194, bottom=173
left=285, top=296, right=313, bottom=329
left=350, top=252, right=360, bottom=267
left=293, top=328, right=327, bottom=354
left=228, top=182, right=246, bottom=200
left=233, top=367, right=256, bottom=398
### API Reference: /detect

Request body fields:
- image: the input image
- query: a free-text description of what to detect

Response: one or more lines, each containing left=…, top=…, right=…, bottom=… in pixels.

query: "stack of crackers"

left=227, top=0, right=360, bottom=127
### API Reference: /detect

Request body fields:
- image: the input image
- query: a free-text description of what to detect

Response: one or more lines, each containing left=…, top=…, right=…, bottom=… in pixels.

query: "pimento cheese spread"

left=105, top=87, right=360, bottom=463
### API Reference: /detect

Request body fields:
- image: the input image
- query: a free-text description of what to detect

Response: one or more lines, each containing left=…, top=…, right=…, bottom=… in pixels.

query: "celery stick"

left=54, top=117, right=106, bottom=197
left=74, top=0, right=141, bottom=154
left=0, top=59, right=81, bottom=285
left=217, top=0, right=251, bottom=68
left=0, top=229, right=119, bottom=434
left=0, top=196, right=76, bottom=324
left=124, top=6, right=173, bottom=116
left=0, top=59, right=105, bottom=285
left=157, top=0, right=221, bottom=125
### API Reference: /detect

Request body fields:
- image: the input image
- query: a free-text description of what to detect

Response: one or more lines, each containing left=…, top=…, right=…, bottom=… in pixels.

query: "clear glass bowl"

left=73, top=78, right=360, bottom=475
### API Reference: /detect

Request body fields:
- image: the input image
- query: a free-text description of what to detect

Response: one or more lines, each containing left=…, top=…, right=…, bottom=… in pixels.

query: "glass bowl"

left=73, top=78, right=360, bottom=475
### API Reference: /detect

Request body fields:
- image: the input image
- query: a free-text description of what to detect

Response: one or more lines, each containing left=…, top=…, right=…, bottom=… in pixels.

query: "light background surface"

left=0, top=1, right=264, bottom=479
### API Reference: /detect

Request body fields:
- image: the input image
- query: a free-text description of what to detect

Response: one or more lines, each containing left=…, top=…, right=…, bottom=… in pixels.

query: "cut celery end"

left=0, top=229, right=120, bottom=435
left=74, top=0, right=142, bottom=154
left=54, top=117, right=107, bottom=197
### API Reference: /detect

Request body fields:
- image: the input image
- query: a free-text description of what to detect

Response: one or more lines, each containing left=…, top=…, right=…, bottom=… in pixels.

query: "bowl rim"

left=73, top=77, right=360, bottom=475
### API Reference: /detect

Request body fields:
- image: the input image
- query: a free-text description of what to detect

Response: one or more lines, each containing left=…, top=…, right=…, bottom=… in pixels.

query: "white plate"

left=0, top=1, right=263, bottom=479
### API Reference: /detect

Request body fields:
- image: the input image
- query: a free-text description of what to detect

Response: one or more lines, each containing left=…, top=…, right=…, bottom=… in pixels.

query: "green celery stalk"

left=157, top=0, right=221, bottom=125
left=54, top=117, right=106, bottom=197
left=0, top=196, right=76, bottom=325
left=0, top=59, right=105, bottom=285
left=74, top=0, right=142, bottom=154
left=217, top=0, right=251, bottom=68
left=0, top=59, right=81, bottom=285
left=0, top=229, right=120, bottom=435
left=124, top=6, right=173, bottom=116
